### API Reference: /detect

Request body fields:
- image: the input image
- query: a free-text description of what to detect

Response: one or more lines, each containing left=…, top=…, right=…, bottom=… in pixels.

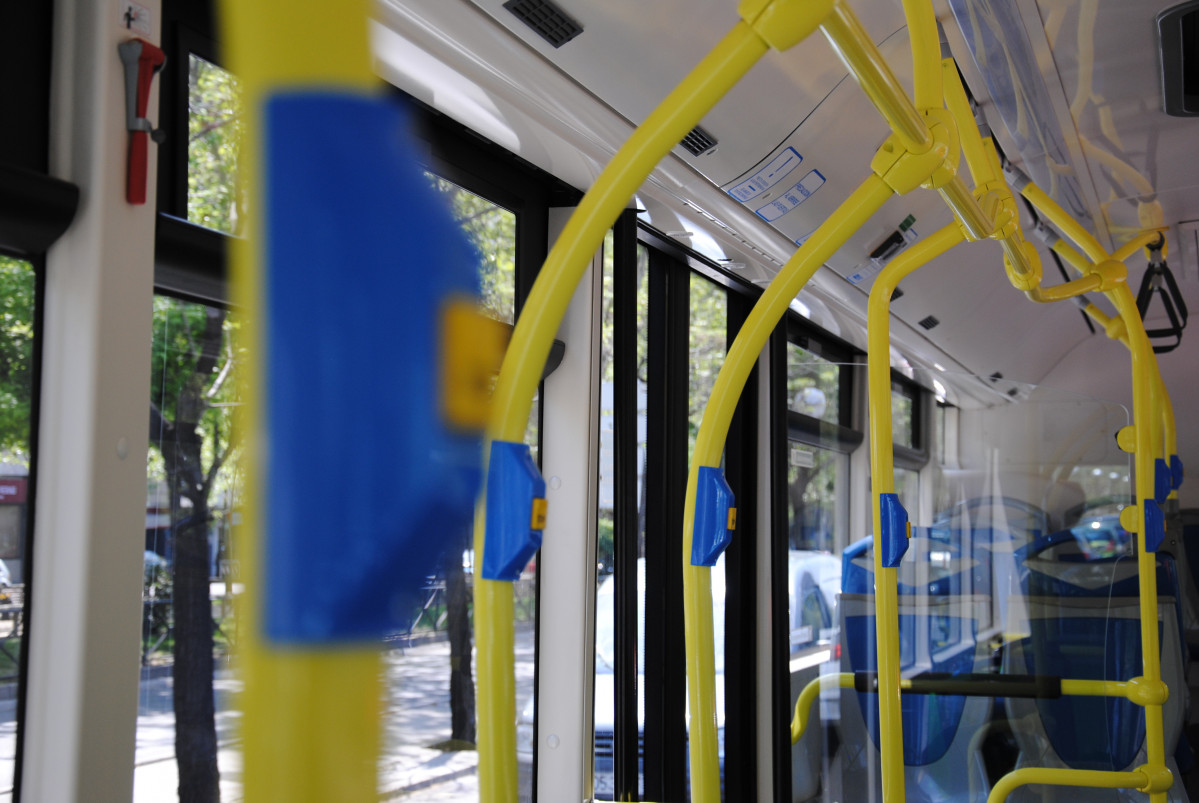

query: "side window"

left=136, top=296, right=243, bottom=801
left=187, top=55, right=242, bottom=234
left=0, top=255, right=35, bottom=799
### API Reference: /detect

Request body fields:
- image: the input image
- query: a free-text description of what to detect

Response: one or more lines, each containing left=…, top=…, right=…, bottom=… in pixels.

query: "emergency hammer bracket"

left=118, top=38, right=166, bottom=205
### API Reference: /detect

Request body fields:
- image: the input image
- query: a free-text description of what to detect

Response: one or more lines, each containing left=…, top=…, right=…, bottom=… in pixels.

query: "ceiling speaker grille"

left=503, top=0, right=583, bottom=48
left=681, top=126, right=718, bottom=157
left=918, top=315, right=940, bottom=330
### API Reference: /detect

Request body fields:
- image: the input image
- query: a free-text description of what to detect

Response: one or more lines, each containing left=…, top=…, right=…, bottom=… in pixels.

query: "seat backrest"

left=841, top=529, right=992, bottom=766
left=1005, top=537, right=1186, bottom=771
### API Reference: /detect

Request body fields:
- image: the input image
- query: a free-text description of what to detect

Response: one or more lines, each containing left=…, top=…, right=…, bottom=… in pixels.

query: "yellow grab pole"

left=221, top=1, right=383, bottom=800
left=901, top=0, right=943, bottom=110
left=474, top=13, right=812, bottom=800
left=1110, top=283, right=1172, bottom=803
left=942, top=60, right=993, bottom=185
left=1019, top=182, right=1107, bottom=263
left=866, top=223, right=965, bottom=801
left=820, top=1, right=933, bottom=154
left=683, top=174, right=894, bottom=802
left=988, top=768, right=1150, bottom=803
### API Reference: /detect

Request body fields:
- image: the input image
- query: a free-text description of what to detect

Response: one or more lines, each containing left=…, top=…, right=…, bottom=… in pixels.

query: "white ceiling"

left=374, top=0, right=1199, bottom=501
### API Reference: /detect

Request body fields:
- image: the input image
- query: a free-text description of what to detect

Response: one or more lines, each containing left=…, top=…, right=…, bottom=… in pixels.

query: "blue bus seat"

left=1000, top=534, right=1189, bottom=802
left=829, top=528, right=994, bottom=802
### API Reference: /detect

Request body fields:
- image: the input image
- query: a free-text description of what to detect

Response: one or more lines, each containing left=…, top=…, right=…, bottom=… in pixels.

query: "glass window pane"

left=787, top=446, right=844, bottom=555
left=188, top=56, right=242, bottom=235
left=136, top=296, right=243, bottom=802
left=891, top=383, right=914, bottom=448
left=426, top=176, right=517, bottom=325
left=787, top=343, right=839, bottom=426
left=0, top=255, right=34, bottom=800
left=595, top=240, right=650, bottom=799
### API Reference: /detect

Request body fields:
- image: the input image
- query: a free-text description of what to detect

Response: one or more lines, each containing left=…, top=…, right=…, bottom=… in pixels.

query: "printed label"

left=755, top=170, right=826, bottom=223
left=728, top=148, right=803, bottom=203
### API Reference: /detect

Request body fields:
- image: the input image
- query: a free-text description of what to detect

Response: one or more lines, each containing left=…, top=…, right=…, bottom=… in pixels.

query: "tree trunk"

left=173, top=510, right=220, bottom=803
left=443, top=544, right=476, bottom=744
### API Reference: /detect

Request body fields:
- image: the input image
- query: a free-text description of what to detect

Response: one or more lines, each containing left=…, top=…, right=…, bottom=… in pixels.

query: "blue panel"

left=1145, top=499, right=1166, bottom=553
left=879, top=493, right=909, bottom=568
left=1172, top=455, right=1185, bottom=491
left=1155, top=458, right=1172, bottom=504
left=691, top=467, right=734, bottom=566
left=262, top=93, right=483, bottom=643
left=483, top=441, right=546, bottom=581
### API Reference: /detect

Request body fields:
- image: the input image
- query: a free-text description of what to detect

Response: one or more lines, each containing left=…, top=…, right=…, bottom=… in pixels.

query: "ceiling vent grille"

left=681, top=126, right=719, bottom=157
left=503, top=0, right=583, bottom=48
left=891, top=287, right=905, bottom=301
left=918, top=315, right=940, bottom=330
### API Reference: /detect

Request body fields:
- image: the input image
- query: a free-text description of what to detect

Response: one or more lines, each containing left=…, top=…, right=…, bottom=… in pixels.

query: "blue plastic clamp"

left=879, top=493, right=910, bottom=568
left=1145, top=499, right=1166, bottom=553
left=483, top=441, right=547, bottom=581
left=692, top=467, right=735, bottom=567
left=262, top=93, right=483, bottom=644
left=1155, top=458, right=1173, bottom=504
left=1171, top=455, right=1185, bottom=491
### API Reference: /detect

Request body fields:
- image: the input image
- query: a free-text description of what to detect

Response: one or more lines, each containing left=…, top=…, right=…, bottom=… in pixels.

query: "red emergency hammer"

left=118, top=39, right=166, bottom=205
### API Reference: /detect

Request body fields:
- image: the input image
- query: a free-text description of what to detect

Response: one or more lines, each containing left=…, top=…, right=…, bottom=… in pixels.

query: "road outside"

left=29, top=623, right=540, bottom=802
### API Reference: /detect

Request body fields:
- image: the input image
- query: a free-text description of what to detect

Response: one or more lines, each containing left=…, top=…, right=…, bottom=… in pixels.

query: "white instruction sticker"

left=121, top=2, right=152, bottom=35
left=755, top=170, right=826, bottom=223
left=728, top=148, right=803, bottom=203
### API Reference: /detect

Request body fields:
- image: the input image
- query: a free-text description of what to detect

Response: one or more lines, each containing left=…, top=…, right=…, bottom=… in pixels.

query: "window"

left=0, top=255, right=35, bottom=800
left=187, top=55, right=242, bottom=235
left=891, top=380, right=916, bottom=449
left=787, top=343, right=840, bottom=426
left=136, top=295, right=243, bottom=802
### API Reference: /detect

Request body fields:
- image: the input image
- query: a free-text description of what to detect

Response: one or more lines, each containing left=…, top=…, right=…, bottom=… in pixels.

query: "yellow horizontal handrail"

left=989, top=768, right=1149, bottom=803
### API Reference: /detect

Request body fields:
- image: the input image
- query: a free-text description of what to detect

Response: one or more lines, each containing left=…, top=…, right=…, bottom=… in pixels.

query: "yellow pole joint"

left=975, top=181, right=1019, bottom=239
left=1136, top=763, right=1175, bottom=795
left=1120, top=505, right=1142, bottom=533
left=738, top=0, right=836, bottom=50
left=1003, top=239, right=1042, bottom=293
left=870, top=107, right=958, bottom=195
left=1091, top=259, right=1129, bottom=291
left=1102, top=307, right=1129, bottom=341
left=1125, top=676, right=1170, bottom=707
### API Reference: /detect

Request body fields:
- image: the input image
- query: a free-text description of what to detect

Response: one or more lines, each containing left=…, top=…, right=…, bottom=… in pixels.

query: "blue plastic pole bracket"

left=1155, top=458, right=1173, bottom=504
left=691, top=467, right=735, bottom=567
left=1144, top=499, right=1166, bottom=553
left=483, top=441, right=547, bottom=581
left=878, top=493, right=910, bottom=568
left=1171, top=454, right=1185, bottom=491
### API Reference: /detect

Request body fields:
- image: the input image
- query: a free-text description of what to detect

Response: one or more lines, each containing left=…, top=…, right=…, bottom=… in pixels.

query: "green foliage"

left=0, top=257, right=35, bottom=463
left=426, top=176, right=516, bottom=323
left=188, top=55, right=242, bottom=234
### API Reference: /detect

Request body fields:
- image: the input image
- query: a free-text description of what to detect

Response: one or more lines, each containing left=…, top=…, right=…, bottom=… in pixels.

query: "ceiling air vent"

left=503, top=0, right=583, bottom=49
left=918, top=315, right=940, bottom=330
left=891, top=287, right=905, bottom=301
left=1158, top=1, right=1199, bottom=116
left=681, top=126, right=719, bottom=157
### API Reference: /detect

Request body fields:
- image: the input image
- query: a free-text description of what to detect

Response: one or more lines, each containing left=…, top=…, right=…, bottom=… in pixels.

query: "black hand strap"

left=1136, top=240, right=1188, bottom=354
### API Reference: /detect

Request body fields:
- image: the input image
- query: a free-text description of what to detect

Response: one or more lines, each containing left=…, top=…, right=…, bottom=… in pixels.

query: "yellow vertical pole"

left=865, top=224, right=965, bottom=801
left=1110, top=285, right=1172, bottom=803
left=220, top=2, right=383, bottom=800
